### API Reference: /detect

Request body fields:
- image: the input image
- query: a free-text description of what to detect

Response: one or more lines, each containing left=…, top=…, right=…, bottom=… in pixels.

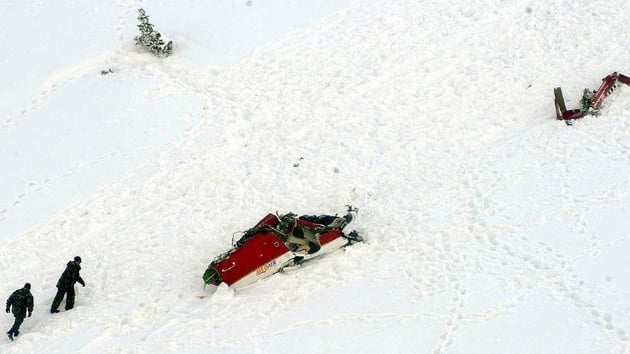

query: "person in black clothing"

left=50, top=256, right=85, bottom=313
left=6, top=283, right=34, bottom=341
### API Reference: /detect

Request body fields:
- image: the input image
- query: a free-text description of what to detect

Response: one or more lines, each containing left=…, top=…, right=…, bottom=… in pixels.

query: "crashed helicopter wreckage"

left=554, top=71, right=630, bottom=125
left=203, top=207, right=363, bottom=290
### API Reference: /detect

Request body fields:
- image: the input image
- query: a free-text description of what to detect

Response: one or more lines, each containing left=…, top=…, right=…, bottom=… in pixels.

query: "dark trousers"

left=8, top=314, right=24, bottom=335
left=51, top=287, right=76, bottom=311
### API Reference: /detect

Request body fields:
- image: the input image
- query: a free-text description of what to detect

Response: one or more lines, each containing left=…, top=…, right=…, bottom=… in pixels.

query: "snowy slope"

left=1, top=0, right=630, bottom=353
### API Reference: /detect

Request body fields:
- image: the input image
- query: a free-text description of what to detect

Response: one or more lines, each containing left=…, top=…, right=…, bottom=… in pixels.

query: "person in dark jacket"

left=50, top=256, right=85, bottom=313
left=6, top=283, right=34, bottom=341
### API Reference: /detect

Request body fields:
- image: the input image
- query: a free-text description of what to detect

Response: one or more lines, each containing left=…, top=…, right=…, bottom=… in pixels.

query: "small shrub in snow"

left=134, top=8, right=173, bottom=57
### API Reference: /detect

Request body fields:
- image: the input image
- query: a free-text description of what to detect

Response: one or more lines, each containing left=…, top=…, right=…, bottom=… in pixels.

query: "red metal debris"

left=554, top=72, right=630, bottom=123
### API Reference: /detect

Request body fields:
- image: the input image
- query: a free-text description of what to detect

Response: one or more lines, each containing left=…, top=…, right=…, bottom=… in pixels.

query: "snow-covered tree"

left=134, top=8, right=173, bottom=57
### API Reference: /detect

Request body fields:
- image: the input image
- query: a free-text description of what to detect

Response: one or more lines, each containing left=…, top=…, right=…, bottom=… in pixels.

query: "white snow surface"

left=1, top=0, right=630, bottom=353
